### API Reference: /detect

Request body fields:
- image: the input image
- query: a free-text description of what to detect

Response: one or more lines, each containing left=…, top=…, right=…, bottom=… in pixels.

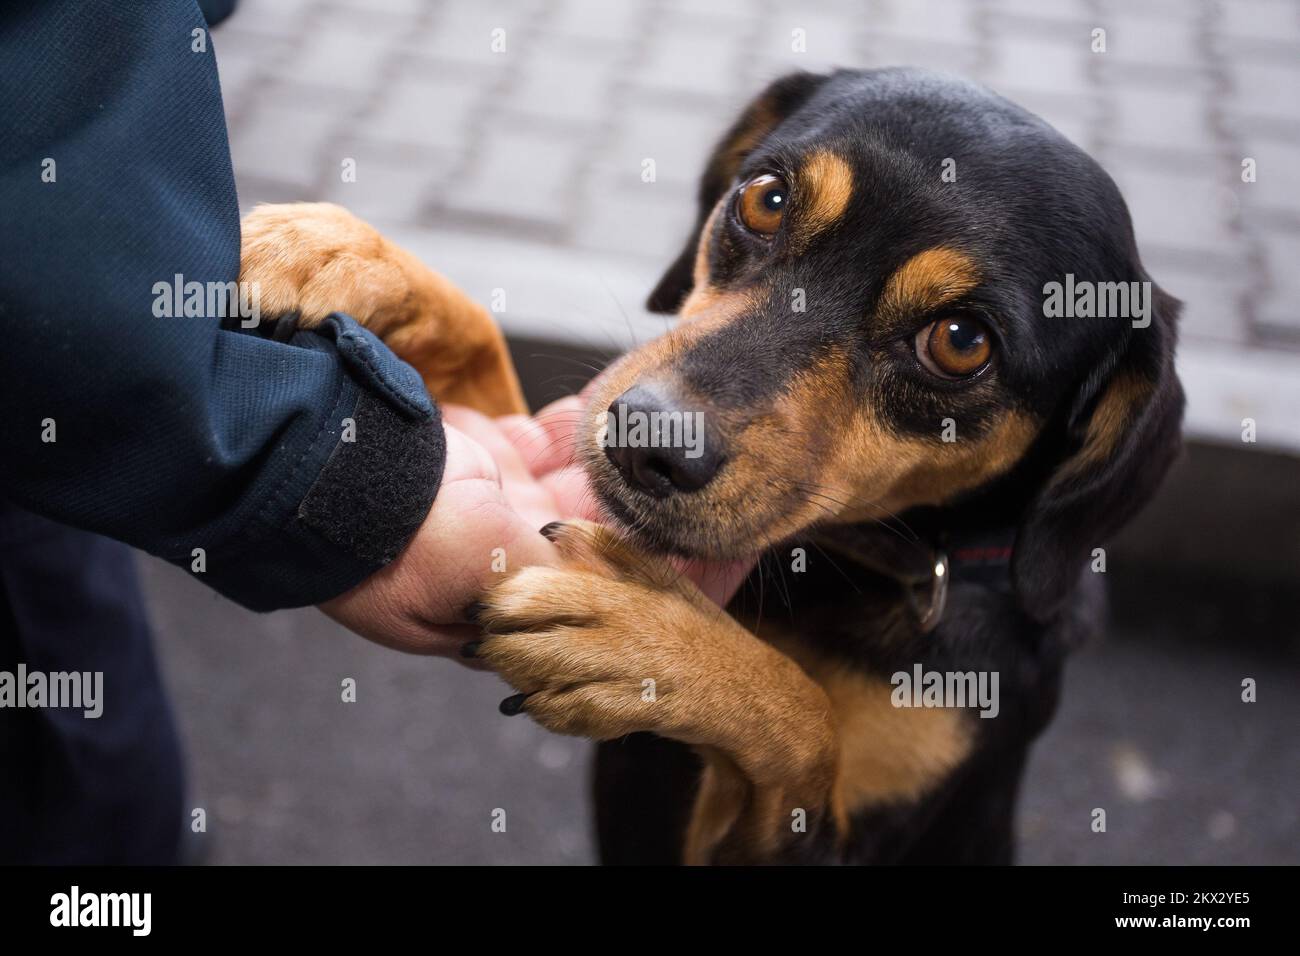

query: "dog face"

left=582, top=68, right=1183, bottom=621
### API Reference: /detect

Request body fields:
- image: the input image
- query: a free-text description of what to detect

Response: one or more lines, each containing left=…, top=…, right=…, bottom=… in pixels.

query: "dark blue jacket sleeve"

left=0, top=0, right=446, bottom=611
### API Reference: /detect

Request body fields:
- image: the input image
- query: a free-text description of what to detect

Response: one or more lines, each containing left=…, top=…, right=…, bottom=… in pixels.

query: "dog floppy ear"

left=646, top=71, right=829, bottom=314
left=1012, top=284, right=1185, bottom=623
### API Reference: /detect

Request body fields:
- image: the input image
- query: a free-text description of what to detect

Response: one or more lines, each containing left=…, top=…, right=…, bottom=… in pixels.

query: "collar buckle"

left=908, top=550, right=949, bottom=633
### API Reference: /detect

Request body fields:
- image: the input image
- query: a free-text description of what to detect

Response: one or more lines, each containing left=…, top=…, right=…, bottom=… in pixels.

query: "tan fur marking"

left=821, top=666, right=972, bottom=808
left=1059, top=371, right=1150, bottom=480
left=680, top=201, right=726, bottom=319
left=699, top=348, right=857, bottom=545
left=804, top=370, right=1040, bottom=524
left=709, top=98, right=779, bottom=187
left=765, top=635, right=974, bottom=812
left=868, top=411, right=1041, bottom=516
left=762, top=634, right=973, bottom=812
left=682, top=752, right=745, bottom=858
left=793, top=149, right=854, bottom=247
left=879, top=247, right=980, bottom=317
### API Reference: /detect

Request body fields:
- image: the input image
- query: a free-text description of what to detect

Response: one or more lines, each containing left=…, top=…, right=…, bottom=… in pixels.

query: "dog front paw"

left=475, top=521, right=730, bottom=740
left=238, top=202, right=408, bottom=331
left=238, top=202, right=526, bottom=415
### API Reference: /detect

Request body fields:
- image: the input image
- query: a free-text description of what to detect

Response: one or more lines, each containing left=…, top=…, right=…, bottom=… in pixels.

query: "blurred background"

left=142, top=0, right=1299, bottom=863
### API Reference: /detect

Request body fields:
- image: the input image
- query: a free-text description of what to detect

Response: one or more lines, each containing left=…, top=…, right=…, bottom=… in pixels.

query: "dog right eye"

left=736, top=174, right=788, bottom=236
left=915, top=315, right=993, bottom=379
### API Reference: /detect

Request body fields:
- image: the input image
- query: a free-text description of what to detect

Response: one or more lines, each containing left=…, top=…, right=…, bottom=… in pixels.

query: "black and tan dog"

left=242, top=68, right=1183, bottom=865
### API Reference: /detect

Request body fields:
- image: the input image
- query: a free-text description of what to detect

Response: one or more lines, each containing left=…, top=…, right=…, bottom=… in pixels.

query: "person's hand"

left=445, top=397, right=757, bottom=608
left=321, top=393, right=758, bottom=665
left=319, top=421, right=563, bottom=663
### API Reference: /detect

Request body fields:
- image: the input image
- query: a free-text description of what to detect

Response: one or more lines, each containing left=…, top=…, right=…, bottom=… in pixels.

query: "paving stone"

left=211, top=27, right=289, bottom=123
left=1093, top=11, right=1203, bottom=69
left=271, top=15, right=405, bottom=93
left=756, top=11, right=866, bottom=73
left=1112, top=0, right=1210, bottom=16
left=1213, top=32, right=1300, bottom=67
left=315, top=0, right=424, bottom=34
left=439, top=128, right=587, bottom=233
left=1235, top=138, right=1300, bottom=220
left=358, top=70, right=485, bottom=155
left=322, top=140, right=457, bottom=226
left=872, top=0, right=979, bottom=46
left=984, top=10, right=1096, bottom=46
left=631, top=21, right=748, bottom=103
left=860, top=37, right=982, bottom=78
left=573, top=170, right=694, bottom=262
left=331, top=0, right=428, bottom=17
left=1083, top=7, right=1212, bottom=91
left=1101, top=58, right=1218, bottom=94
left=538, top=0, right=647, bottom=45
left=1102, top=86, right=1216, bottom=154
left=1157, top=270, right=1250, bottom=345
left=597, top=97, right=730, bottom=191
left=1223, top=60, right=1300, bottom=135
left=228, top=93, right=339, bottom=193
left=1214, top=0, right=1300, bottom=43
left=521, top=24, right=637, bottom=70
left=657, top=0, right=766, bottom=22
left=219, top=0, right=317, bottom=39
left=988, top=0, right=1093, bottom=20
left=981, top=37, right=1094, bottom=99
left=1256, top=231, right=1300, bottom=334
left=1105, top=164, right=1240, bottom=267
left=501, top=47, right=620, bottom=130
left=419, top=0, right=544, bottom=70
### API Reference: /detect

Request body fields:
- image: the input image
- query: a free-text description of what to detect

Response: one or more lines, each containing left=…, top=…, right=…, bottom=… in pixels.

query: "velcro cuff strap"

left=297, top=389, right=444, bottom=568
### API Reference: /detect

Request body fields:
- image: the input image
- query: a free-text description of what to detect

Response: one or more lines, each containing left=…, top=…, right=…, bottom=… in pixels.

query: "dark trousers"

left=0, top=503, right=184, bottom=864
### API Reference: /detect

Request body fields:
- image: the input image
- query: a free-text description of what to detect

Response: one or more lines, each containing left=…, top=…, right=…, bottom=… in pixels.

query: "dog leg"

left=476, top=520, right=846, bottom=864
left=238, top=202, right=527, bottom=416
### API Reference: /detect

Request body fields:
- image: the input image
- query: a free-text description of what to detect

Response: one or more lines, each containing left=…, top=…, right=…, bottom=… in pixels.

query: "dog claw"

left=499, top=693, right=530, bottom=716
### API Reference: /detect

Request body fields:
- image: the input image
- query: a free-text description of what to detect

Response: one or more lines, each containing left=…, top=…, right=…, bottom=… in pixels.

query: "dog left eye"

left=915, top=315, right=993, bottom=378
left=736, top=174, right=788, bottom=236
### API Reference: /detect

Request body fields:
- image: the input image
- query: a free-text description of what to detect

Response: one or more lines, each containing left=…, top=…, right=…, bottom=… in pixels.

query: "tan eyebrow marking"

left=712, top=98, right=780, bottom=185
left=879, top=247, right=980, bottom=316
left=793, top=149, right=854, bottom=247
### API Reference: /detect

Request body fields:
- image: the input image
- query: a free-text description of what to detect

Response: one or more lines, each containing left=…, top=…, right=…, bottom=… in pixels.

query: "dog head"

left=581, top=68, right=1184, bottom=622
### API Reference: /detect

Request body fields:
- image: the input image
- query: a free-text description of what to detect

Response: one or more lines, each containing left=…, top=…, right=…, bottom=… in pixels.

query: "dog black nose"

left=603, top=384, right=721, bottom=497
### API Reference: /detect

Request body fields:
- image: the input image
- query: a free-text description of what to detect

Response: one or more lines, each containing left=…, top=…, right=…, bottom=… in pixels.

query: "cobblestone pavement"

left=212, top=0, right=1300, bottom=447
left=140, top=0, right=1300, bottom=865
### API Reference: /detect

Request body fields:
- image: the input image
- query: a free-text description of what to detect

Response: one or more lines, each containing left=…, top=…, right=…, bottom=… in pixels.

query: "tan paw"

left=238, top=202, right=409, bottom=330
left=238, top=202, right=526, bottom=415
left=475, top=521, right=731, bottom=741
